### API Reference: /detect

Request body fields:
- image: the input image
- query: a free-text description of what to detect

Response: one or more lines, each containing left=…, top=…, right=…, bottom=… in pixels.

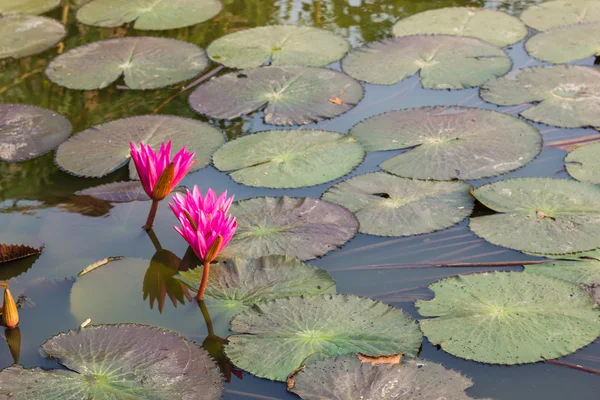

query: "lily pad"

left=521, top=0, right=600, bottom=31
left=341, top=35, right=511, bottom=89
left=525, top=259, right=600, bottom=286
left=55, top=115, right=224, bottom=178
left=0, top=324, right=223, bottom=399
left=0, top=15, right=65, bottom=59
left=565, top=142, right=600, bottom=184
left=0, top=0, right=60, bottom=15
left=350, top=107, right=542, bottom=180
left=392, top=7, right=527, bottom=47
left=225, top=294, right=422, bottom=381
left=223, top=196, right=359, bottom=260
left=480, top=65, right=600, bottom=128
left=213, top=130, right=365, bottom=188
left=76, top=0, right=222, bottom=30
left=470, top=178, right=600, bottom=254
left=0, top=104, right=72, bottom=162
left=322, top=172, right=473, bottom=237
left=288, top=356, right=485, bottom=400
left=526, top=22, right=600, bottom=63
left=76, top=181, right=153, bottom=202
left=207, top=25, right=350, bottom=69
left=46, top=37, right=208, bottom=90
left=417, top=271, right=600, bottom=364
left=188, top=66, right=363, bottom=125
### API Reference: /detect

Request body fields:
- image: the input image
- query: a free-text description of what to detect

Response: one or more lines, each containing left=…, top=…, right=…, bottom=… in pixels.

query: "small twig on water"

left=331, top=260, right=546, bottom=272
left=544, top=134, right=600, bottom=149
left=78, top=256, right=124, bottom=276
left=546, top=359, right=600, bottom=375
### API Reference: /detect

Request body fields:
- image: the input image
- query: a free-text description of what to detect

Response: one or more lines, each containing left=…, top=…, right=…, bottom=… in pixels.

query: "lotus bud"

left=205, top=235, right=223, bottom=264
left=2, top=288, right=18, bottom=329
left=152, top=162, right=176, bottom=201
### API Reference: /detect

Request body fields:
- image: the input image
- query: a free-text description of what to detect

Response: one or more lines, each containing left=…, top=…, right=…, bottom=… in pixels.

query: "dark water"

left=1, top=0, right=599, bottom=399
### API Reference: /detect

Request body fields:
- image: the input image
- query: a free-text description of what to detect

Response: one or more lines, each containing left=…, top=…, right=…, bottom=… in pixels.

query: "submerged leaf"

left=0, top=15, right=65, bottom=60
left=565, top=142, right=600, bottom=184
left=526, top=22, right=600, bottom=63
left=0, top=0, right=60, bottom=15
left=521, top=0, right=600, bottom=31
left=0, top=244, right=42, bottom=264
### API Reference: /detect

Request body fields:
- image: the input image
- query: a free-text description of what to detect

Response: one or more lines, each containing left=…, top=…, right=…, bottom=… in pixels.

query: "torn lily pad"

left=212, top=130, right=365, bottom=188
left=565, top=142, right=600, bottom=184
left=55, top=115, right=224, bottom=178
left=417, top=271, right=600, bottom=364
left=526, top=22, right=600, bottom=63
left=0, top=324, right=223, bottom=399
left=0, top=0, right=60, bottom=15
left=525, top=259, right=600, bottom=286
left=225, top=294, right=422, bottom=381
left=392, top=7, right=527, bottom=47
left=0, top=15, right=65, bottom=59
left=521, top=0, right=600, bottom=31
left=480, top=65, right=600, bottom=128
left=350, top=107, right=542, bottom=180
left=46, top=37, right=208, bottom=90
left=341, top=35, right=511, bottom=89
left=188, top=66, right=363, bottom=125
left=322, top=172, right=473, bottom=237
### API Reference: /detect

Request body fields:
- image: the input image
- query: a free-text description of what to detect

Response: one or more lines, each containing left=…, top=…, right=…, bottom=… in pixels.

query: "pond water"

left=1, top=0, right=599, bottom=399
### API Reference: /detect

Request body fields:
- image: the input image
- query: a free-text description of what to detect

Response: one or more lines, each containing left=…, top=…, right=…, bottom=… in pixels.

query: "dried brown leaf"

left=358, top=353, right=403, bottom=366
left=0, top=244, right=42, bottom=264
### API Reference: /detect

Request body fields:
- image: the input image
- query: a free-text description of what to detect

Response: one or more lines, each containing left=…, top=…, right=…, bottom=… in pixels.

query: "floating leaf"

left=0, top=15, right=65, bottom=60
left=0, top=324, right=223, bottom=399
left=76, top=0, right=221, bottom=30
left=207, top=25, right=349, bottom=69
left=350, top=107, right=541, bottom=180
left=526, top=22, right=600, bottom=63
left=470, top=178, right=600, bottom=254
left=417, top=271, right=600, bottom=364
left=55, top=115, right=224, bottom=178
left=322, top=172, right=473, bottom=237
left=76, top=181, right=152, bottom=202
left=0, top=104, right=72, bottom=162
left=341, top=35, right=511, bottom=89
left=0, top=0, right=60, bottom=15
left=46, top=37, right=208, bottom=90
left=525, top=259, right=600, bottom=286
left=565, top=142, right=600, bottom=184
left=0, top=244, right=42, bottom=263
left=521, top=0, right=600, bottom=31
left=213, top=130, right=365, bottom=188
left=225, top=294, right=422, bottom=381
left=223, top=196, right=358, bottom=260
left=392, top=7, right=527, bottom=47
left=188, top=66, right=363, bottom=125
left=480, top=65, right=600, bottom=128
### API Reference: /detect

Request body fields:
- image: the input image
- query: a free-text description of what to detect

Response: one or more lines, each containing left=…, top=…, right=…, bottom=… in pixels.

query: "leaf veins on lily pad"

left=46, top=37, right=209, bottom=90
left=392, top=7, right=527, bottom=48
left=0, top=243, right=42, bottom=263
left=341, top=35, right=511, bottom=89
left=521, top=0, right=600, bottom=31
left=526, top=22, right=600, bottom=63
left=0, top=15, right=65, bottom=59
left=212, top=130, right=365, bottom=188
left=55, top=115, right=224, bottom=178
left=417, top=271, right=600, bottom=365
left=188, top=66, right=363, bottom=125
left=565, top=142, right=600, bottom=184
left=350, top=107, right=541, bottom=180
left=525, top=259, right=600, bottom=286
left=225, top=294, right=423, bottom=381
left=0, top=0, right=60, bottom=15
left=0, top=324, right=223, bottom=399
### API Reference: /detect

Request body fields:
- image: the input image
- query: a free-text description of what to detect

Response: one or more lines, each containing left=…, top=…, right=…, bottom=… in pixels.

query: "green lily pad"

left=417, top=271, right=600, bottom=364
left=470, top=178, right=600, bottom=254
left=0, top=15, right=65, bottom=59
left=207, top=25, right=350, bottom=69
left=46, top=37, right=208, bottom=90
left=55, top=115, right=224, bottom=178
left=350, top=107, right=542, bottom=180
left=480, top=65, right=600, bottom=128
left=213, top=130, right=365, bottom=188
left=322, top=172, right=473, bottom=237
left=188, top=66, right=363, bottom=125
left=76, top=0, right=222, bottom=30
left=565, top=142, right=600, bottom=184
left=392, top=7, right=527, bottom=47
left=225, top=294, right=423, bottom=381
left=526, top=22, right=600, bottom=63
left=0, top=104, right=72, bottom=162
left=0, top=324, right=223, bottom=399
left=223, top=196, right=359, bottom=260
left=341, top=35, right=511, bottom=89
left=521, top=0, right=600, bottom=31
left=0, top=0, right=60, bottom=14
left=525, top=259, right=600, bottom=286
left=288, top=356, right=486, bottom=400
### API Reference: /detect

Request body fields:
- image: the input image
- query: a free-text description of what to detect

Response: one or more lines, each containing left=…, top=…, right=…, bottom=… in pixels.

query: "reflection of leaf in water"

left=143, top=249, right=192, bottom=313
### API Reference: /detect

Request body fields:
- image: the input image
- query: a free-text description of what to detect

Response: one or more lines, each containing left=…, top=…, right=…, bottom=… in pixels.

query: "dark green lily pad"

left=525, top=259, right=600, bottom=286
left=225, top=294, right=423, bottom=381
left=0, top=324, right=223, bottom=399
left=350, top=107, right=542, bottom=180
left=521, top=0, right=600, bottom=31
left=480, top=65, right=600, bottom=128
left=526, top=22, right=600, bottom=63
left=0, top=104, right=72, bottom=162
left=213, top=130, right=364, bottom=188
left=341, top=35, right=511, bottom=89
left=0, top=0, right=60, bottom=14
left=222, top=196, right=359, bottom=260
left=207, top=25, right=350, bottom=69
left=46, top=37, right=208, bottom=90
left=0, top=15, right=65, bottom=59
left=55, top=115, right=224, bottom=178
left=77, top=0, right=222, bottom=30
left=322, top=172, right=473, bottom=237
left=392, top=7, right=527, bottom=47
left=417, top=271, right=600, bottom=364
left=188, top=66, right=363, bottom=126
left=565, top=142, right=600, bottom=184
